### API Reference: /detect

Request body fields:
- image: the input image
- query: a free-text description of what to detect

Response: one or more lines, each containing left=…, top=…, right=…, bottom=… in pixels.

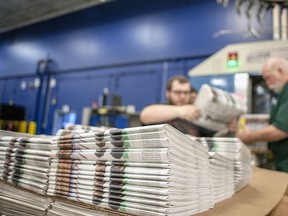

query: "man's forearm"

left=238, top=125, right=288, bottom=144
left=140, top=105, right=180, bottom=124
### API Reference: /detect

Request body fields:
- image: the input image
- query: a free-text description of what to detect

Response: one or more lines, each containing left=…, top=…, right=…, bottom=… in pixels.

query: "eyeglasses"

left=170, top=90, right=191, bottom=96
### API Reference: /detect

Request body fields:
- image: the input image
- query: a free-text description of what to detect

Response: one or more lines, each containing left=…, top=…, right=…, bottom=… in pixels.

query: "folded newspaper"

left=193, top=84, right=246, bottom=131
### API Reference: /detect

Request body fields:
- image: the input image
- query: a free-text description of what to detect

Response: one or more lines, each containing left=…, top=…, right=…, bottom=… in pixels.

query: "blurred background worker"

left=237, top=57, right=288, bottom=172
left=140, top=75, right=221, bottom=137
left=189, top=86, right=197, bottom=104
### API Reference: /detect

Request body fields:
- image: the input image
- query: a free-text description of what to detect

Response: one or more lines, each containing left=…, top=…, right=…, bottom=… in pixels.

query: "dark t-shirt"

left=142, top=117, right=216, bottom=137
left=141, top=103, right=217, bottom=137
left=167, top=118, right=216, bottom=137
left=269, top=82, right=288, bottom=172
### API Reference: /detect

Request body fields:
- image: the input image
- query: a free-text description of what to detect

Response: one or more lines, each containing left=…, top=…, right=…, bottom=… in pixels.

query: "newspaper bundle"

left=49, top=124, right=213, bottom=216
left=196, top=137, right=252, bottom=192
left=0, top=130, right=53, bottom=194
left=193, top=84, right=246, bottom=132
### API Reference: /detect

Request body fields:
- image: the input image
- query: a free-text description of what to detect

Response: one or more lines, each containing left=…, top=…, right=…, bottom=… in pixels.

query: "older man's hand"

left=236, top=130, right=253, bottom=144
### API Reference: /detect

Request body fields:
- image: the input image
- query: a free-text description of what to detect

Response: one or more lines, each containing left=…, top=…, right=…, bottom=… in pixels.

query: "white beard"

left=268, top=83, right=282, bottom=94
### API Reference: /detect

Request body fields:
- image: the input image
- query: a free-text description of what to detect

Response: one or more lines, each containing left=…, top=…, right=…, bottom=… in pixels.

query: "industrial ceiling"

left=0, top=0, right=287, bottom=35
left=0, top=0, right=112, bottom=34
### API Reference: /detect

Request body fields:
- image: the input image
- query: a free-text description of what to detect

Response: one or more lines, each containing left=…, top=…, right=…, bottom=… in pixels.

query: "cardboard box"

left=196, top=167, right=288, bottom=216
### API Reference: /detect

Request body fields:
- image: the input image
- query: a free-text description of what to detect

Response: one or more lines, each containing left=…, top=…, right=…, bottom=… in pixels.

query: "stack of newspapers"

left=48, top=124, right=213, bottom=216
left=0, top=130, right=53, bottom=194
left=0, top=175, right=51, bottom=216
left=196, top=137, right=252, bottom=192
left=208, top=152, right=234, bottom=204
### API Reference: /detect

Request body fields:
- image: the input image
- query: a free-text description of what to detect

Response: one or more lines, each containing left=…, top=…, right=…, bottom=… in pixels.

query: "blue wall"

left=0, top=0, right=272, bottom=134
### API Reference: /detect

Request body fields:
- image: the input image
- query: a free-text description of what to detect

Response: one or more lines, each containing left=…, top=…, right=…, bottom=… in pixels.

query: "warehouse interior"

left=1, top=0, right=278, bottom=134
left=0, top=0, right=288, bottom=215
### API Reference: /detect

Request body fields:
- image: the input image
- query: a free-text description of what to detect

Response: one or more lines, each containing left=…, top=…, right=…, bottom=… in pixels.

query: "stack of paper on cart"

left=196, top=137, right=252, bottom=192
left=0, top=180, right=51, bottom=216
left=0, top=130, right=53, bottom=194
left=49, top=124, right=213, bottom=216
left=208, top=152, right=234, bottom=204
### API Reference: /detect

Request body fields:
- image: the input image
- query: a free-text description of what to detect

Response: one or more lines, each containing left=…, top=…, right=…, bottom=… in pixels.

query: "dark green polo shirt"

left=269, top=83, right=288, bottom=172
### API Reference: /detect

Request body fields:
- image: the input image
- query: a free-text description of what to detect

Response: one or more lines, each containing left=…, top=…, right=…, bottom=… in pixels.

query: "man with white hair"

left=237, top=57, right=288, bottom=172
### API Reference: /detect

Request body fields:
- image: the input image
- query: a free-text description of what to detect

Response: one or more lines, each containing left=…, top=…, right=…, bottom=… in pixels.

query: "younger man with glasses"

left=140, top=75, right=215, bottom=136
